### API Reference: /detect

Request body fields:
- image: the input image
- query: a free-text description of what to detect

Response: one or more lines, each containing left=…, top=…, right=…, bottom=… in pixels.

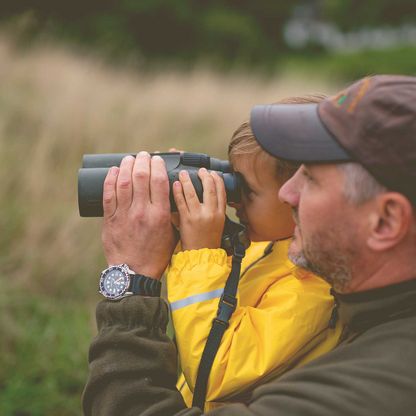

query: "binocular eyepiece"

left=78, top=152, right=242, bottom=217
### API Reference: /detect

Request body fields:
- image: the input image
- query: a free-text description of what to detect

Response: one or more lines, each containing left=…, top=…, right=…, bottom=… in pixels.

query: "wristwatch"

left=99, top=264, right=161, bottom=299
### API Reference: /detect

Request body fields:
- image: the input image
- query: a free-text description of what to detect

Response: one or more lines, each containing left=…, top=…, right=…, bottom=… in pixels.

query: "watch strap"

left=129, top=274, right=161, bottom=297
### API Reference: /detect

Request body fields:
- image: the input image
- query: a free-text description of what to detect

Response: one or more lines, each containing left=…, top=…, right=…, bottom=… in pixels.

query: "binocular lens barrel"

left=82, top=152, right=231, bottom=172
left=78, top=168, right=109, bottom=217
left=78, top=152, right=241, bottom=217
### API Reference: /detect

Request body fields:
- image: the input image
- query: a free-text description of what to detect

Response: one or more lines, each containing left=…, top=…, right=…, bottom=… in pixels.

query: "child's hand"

left=173, top=168, right=226, bottom=251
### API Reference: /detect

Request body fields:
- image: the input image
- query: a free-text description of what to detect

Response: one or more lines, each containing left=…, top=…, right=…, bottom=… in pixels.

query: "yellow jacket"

left=167, top=239, right=342, bottom=411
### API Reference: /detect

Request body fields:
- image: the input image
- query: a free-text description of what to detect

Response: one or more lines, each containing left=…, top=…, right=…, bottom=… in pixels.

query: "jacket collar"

left=333, top=279, right=416, bottom=333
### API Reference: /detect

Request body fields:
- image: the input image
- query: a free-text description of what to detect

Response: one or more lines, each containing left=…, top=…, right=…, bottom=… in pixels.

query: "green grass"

left=0, top=291, right=94, bottom=416
left=281, top=46, right=416, bottom=83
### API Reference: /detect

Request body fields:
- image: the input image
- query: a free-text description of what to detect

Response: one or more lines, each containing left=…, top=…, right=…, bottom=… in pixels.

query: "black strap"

left=192, top=217, right=248, bottom=410
left=130, top=274, right=161, bottom=297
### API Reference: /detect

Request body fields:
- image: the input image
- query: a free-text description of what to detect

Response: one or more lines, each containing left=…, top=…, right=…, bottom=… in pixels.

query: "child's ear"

left=367, top=193, right=413, bottom=251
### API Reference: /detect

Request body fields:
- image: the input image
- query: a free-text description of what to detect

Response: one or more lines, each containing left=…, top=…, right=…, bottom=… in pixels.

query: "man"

left=83, top=75, right=416, bottom=415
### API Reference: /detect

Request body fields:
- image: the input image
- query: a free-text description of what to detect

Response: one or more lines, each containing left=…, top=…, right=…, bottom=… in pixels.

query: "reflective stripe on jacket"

left=167, top=239, right=343, bottom=411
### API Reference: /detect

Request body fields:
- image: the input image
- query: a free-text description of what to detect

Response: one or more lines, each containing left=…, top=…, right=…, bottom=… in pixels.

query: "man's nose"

left=279, top=171, right=300, bottom=207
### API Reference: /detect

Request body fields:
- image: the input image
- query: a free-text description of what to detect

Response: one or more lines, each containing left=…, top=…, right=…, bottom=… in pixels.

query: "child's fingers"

left=211, top=171, right=226, bottom=212
left=173, top=181, right=189, bottom=216
left=179, top=170, right=200, bottom=211
left=199, top=168, right=217, bottom=211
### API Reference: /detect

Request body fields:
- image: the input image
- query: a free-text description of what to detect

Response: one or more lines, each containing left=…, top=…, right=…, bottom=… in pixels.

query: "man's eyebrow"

left=302, top=164, right=320, bottom=182
left=302, top=165, right=312, bottom=175
left=304, top=163, right=321, bottom=175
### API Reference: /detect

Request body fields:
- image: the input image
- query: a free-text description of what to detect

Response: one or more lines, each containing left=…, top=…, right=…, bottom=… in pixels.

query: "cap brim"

left=250, top=104, right=351, bottom=162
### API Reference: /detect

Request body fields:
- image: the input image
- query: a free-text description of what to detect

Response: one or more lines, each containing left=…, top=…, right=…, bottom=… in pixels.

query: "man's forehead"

left=304, top=162, right=343, bottom=180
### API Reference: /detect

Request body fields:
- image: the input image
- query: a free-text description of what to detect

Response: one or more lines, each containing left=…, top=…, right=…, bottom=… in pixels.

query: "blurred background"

left=0, top=1, right=415, bottom=415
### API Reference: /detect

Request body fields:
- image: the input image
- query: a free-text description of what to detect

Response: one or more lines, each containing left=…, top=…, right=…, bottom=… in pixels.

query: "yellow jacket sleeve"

left=167, top=241, right=341, bottom=408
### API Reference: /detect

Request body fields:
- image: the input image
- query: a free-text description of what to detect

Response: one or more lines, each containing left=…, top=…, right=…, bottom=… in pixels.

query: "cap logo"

left=331, top=77, right=372, bottom=113
left=332, top=90, right=347, bottom=107
left=337, top=95, right=347, bottom=105
left=347, top=77, right=371, bottom=113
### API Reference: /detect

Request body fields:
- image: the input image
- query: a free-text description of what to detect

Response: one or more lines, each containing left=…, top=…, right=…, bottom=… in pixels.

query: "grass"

left=0, top=32, right=338, bottom=295
left=0, top=291, right=93, bottom=416
left=0, top=31, right=343, bottom=414
left=281, top=46, right=416, bottom=83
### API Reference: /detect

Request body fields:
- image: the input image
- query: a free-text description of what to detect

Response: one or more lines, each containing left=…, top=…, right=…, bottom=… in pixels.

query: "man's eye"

left=301, top=169, right=314, bottom=181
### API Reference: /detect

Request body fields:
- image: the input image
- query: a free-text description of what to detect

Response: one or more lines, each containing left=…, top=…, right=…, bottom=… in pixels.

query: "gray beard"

left=290, top=208, right=354, bottom=293
left=289, top=246, right=353, bottom=293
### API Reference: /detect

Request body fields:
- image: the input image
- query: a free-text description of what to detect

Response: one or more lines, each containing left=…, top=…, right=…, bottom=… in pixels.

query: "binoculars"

left=78, top=152, right=243, bottom=217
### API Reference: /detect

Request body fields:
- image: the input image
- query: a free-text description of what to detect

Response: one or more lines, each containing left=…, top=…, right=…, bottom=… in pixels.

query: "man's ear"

left=367, top=193, right=413, bottom=251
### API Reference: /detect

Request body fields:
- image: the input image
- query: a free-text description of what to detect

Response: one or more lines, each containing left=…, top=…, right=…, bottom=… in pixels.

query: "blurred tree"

left=0, top=0, right=298, bottom=66
left=0, top=1, right=415, bottom=68
left=321, top=0, right=416, bottom=30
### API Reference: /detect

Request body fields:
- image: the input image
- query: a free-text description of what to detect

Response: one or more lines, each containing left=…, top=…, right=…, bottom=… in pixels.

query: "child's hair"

left=228, top=94, right=326, bottom=181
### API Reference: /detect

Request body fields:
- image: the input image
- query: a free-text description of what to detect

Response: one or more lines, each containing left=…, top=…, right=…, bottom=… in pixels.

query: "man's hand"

left=101, top=152, right=176, bottom=279
left=173, top=168, right=226, bottom=251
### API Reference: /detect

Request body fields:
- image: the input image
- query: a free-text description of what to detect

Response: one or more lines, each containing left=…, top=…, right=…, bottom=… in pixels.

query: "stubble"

left=289, top=210, right=354, bottom=293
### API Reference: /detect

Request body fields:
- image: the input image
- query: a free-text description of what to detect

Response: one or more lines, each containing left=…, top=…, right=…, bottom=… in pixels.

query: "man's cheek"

left=290, top=227, right=302, bottom=250
left=293, top=225, right=301, bottom=240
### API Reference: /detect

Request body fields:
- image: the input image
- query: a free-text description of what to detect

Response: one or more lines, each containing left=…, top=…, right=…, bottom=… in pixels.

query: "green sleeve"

left=82, top=296, right=262, bottom=416
left=82, top=296, right=188, bottom=416
left=83, top=294, right=416, bottom=416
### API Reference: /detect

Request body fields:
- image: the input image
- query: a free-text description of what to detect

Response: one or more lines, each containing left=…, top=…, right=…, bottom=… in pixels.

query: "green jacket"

left=83, top=279, right=416, bottom=416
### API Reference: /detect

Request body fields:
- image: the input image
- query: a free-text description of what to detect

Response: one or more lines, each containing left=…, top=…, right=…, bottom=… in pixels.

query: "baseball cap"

left=250, top=75, right=416, bottom=204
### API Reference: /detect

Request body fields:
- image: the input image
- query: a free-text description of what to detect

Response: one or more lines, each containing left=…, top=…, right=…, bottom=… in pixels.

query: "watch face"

left=99, top=266, right=130, bottom=299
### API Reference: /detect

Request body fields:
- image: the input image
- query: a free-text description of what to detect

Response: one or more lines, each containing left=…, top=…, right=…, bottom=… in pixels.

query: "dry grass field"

left=0, top=32, right=339, bottom=297
left=0, top=32, right=339, bottom=415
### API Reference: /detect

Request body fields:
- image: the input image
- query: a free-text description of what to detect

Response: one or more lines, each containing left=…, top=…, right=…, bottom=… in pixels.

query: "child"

left=167, top=95, right=343, bottom=411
